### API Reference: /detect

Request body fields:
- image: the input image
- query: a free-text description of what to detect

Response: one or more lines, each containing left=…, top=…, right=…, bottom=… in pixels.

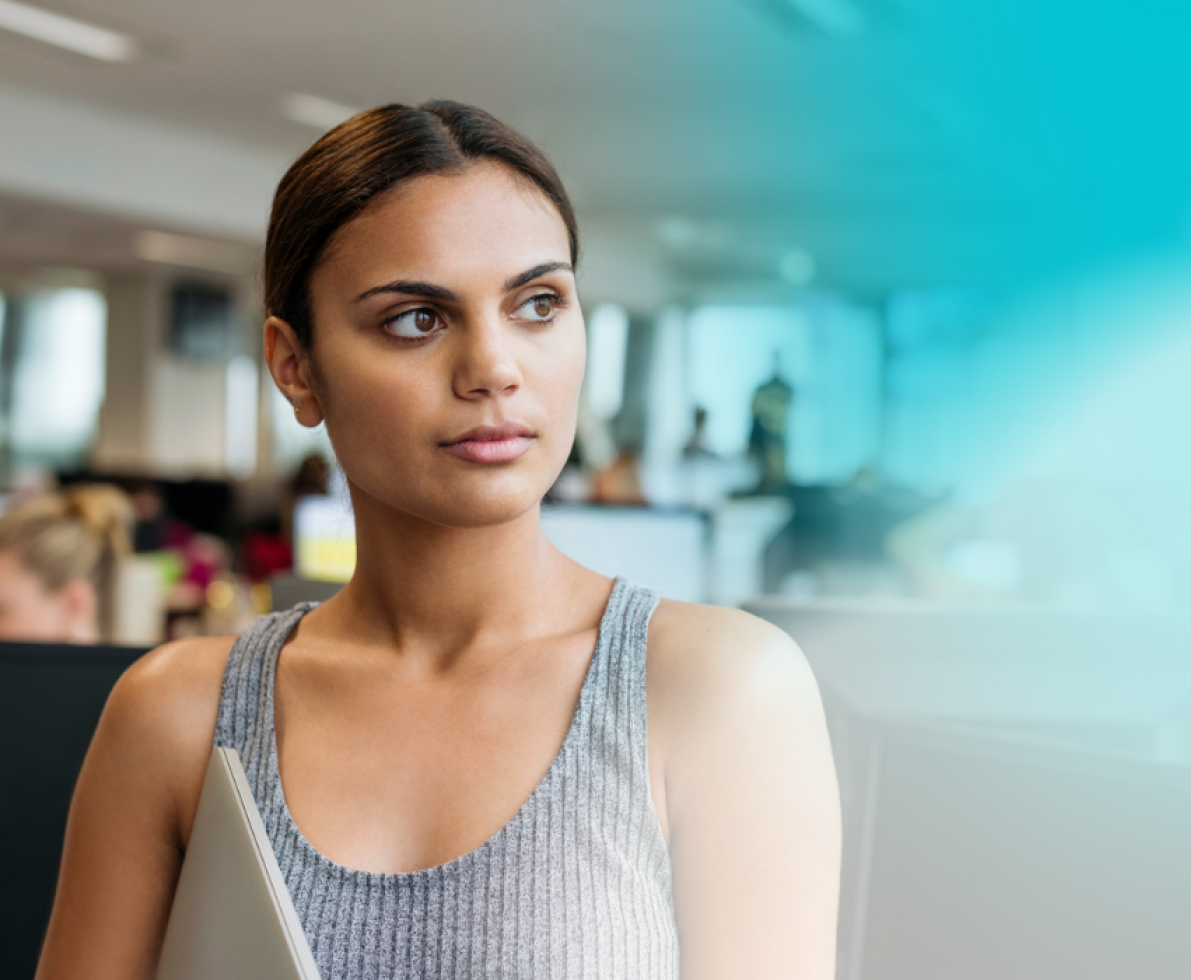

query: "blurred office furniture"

left=114, top=554, right=167, bottom=645
left=708, top=496, right=791, bottom=607
left=287, top=498, right=714, bottom=606
left=745, top=598, right=1191, bottom=980
left=272, top=492, right=727, bottom=609
left=279, top=487, right=797, bottom=610
left=541, top=505, right=708, bottom=603
left=0, top=640, right=145, bottom=979
left=761, top=481, right=931, bottom=596
left=841, top=715, right=1191, bottom=980
left=268, top=573, right=342, bottom=611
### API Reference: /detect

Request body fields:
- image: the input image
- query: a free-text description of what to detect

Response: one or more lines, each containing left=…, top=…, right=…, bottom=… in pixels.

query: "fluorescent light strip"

left=134, top=230, right=251, bottom=274
left=783, top=0, right=866, bottom=36
left=0, top=0, right=139, bottom=62
left=282, top=93, right=361, bottom=131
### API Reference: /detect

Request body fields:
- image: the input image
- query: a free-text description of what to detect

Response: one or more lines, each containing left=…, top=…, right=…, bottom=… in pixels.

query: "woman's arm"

left=649, top=603, right=841, bottom=980
left=35, top=637, right=233, bottom=980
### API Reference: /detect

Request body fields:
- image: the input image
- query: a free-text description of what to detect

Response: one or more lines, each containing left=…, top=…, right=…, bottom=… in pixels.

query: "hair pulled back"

left=265, top=100, right=579, bottom=349
left=0, top=484, right=133, bottom=641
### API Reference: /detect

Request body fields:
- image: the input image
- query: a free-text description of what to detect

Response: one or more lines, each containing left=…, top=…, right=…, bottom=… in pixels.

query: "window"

left=1, top=287, right=106, bottom=476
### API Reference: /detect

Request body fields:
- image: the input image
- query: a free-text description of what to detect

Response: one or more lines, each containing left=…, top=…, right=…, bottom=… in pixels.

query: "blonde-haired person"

left=0, top=484, right=133, bottom=644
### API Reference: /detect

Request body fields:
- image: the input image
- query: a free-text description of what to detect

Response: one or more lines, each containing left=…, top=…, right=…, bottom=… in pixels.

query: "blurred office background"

left=2, top=0, right=1191, bottom=977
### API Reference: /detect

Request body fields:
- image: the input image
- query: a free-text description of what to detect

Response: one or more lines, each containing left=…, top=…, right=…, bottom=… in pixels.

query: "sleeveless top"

left=214, top=578, right=680, bottom=980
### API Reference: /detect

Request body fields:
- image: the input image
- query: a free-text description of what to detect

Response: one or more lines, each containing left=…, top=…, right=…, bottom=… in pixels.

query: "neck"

left=324, top=484, right=585, bottom=662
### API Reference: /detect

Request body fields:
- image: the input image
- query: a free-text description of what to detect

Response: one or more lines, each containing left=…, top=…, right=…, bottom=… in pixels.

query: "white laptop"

left=156, top=748, right=320, bottom=980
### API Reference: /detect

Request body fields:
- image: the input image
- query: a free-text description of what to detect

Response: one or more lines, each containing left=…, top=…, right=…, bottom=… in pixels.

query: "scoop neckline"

left=263, top=576, right=627, bottom=880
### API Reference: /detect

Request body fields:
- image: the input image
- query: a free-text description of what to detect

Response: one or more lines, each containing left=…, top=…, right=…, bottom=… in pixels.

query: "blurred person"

left=591, top=445, right=648, bottom=505
left=126, top=480, right=166, bottom=552
left=682, top=405, right=717, bottom=459
left=38, top=103, right=839, bottom=980
left=0, top=484, right=133, bottom=643
left=748, top=354, right=794, bottom=493
left=279, top=450, right=331, bottom=544
left=290, top=451, right=331, bottom=497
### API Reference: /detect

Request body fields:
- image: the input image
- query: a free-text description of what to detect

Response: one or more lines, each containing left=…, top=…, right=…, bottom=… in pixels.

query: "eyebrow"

left=502, top=261, right=573, bottom=292
left=353, top=280, right=458, bottom=304
left=352, top=261, right=573, bottom=304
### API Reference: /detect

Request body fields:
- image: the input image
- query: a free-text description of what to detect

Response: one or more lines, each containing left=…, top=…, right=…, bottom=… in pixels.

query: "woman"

left=0, top=483, right=132, bottom=643
left=37, top=102, right=840, bottom=979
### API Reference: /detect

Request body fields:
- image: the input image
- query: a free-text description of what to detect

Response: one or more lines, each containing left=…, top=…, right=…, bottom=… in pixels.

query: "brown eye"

left=519, top=294, right=560, bottom=322
left=383, top=307, right=444, bottom=339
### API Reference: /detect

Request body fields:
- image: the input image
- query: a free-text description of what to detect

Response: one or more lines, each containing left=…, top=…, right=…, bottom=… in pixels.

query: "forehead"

left=316, top=162, right=571, bottom=292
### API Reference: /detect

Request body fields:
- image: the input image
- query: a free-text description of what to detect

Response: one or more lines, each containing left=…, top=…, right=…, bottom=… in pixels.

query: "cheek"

left=317, top=344, right=433, bottom=435
left=530, top=325, right=586, bottom=420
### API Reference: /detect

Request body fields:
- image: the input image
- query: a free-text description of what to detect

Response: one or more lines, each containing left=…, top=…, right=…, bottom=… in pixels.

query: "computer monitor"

left=293, top=493, right=356, bottom=583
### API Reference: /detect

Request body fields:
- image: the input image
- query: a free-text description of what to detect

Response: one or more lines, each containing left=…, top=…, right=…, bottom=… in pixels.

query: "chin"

left=352, top=461, right=557, bottom=531
left=414, top=486, right=545, bottom=530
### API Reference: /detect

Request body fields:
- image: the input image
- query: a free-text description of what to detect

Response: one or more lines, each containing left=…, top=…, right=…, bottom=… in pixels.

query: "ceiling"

left=1, top=0, right=1190, bottom=302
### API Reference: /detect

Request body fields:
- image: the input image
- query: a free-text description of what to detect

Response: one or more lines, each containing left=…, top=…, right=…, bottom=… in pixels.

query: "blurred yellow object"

left=293, top=496, right=356, bottom=582
left=206, top=579, right=235, bottom=611
left=250, top=582, right=272, bottom=615
left=297, top=535, right=356, bottom=583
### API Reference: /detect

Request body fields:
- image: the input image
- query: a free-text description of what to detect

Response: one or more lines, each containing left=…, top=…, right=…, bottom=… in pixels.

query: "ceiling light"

left=0, top=0, right=138, bottom=62
left=779, top=250, right=816, bottom=286
left=282, top=93, right=361, bottom=131
left=134, top=231, right=253, bottom=275
left=781, top=0, right=866, bottom=36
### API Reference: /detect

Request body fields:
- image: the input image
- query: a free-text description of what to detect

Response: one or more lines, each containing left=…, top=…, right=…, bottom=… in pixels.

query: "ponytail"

left=0, top=484, right=134, bottom=641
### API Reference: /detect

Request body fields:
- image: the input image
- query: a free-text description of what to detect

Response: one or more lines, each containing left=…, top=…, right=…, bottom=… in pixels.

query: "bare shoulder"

left=95, top=634, right=238, bottom=842
left=647, top=598, right=822, bottom=724
left=105, top=634, right=235, bottom=748
left=35, top=634, right=241, bottom=978
left=645, top=597, right=833, bottom=797
left=645, top=601, right=841, bottom=979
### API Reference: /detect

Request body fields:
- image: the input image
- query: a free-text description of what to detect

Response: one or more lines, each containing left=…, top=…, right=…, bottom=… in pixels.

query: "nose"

left=452, top=314, right=523, bottom=400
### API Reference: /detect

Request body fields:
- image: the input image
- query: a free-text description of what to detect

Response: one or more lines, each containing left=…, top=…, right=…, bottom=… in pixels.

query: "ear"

left=264, top=316, right=325, bottom=427
left=58, top=578, right=98, bottom=642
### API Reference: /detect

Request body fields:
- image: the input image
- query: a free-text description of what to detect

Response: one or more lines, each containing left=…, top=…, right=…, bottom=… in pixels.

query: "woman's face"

left=0, top=548, right=97, bottom=642
left=277, top=162, right=584, bottom=530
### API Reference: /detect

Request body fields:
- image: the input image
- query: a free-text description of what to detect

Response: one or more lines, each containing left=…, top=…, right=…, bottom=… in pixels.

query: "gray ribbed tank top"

left=214, top=577, right=679, bottom=980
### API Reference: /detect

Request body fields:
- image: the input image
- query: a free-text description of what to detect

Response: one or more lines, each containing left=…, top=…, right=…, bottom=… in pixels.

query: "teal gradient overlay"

left=634, top=0, right=1191, bottom=611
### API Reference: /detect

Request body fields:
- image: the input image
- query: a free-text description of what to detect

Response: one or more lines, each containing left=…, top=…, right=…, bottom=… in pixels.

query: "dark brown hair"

left=265, top=100, right=579, bottom=348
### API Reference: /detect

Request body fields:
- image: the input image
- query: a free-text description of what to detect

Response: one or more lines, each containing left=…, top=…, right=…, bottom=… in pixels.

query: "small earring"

left=293, top=399, right=302, bottom=417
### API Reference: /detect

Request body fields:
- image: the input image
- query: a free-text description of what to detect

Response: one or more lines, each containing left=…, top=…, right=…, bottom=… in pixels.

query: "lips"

left=441, top=422, right=535, bottom=464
